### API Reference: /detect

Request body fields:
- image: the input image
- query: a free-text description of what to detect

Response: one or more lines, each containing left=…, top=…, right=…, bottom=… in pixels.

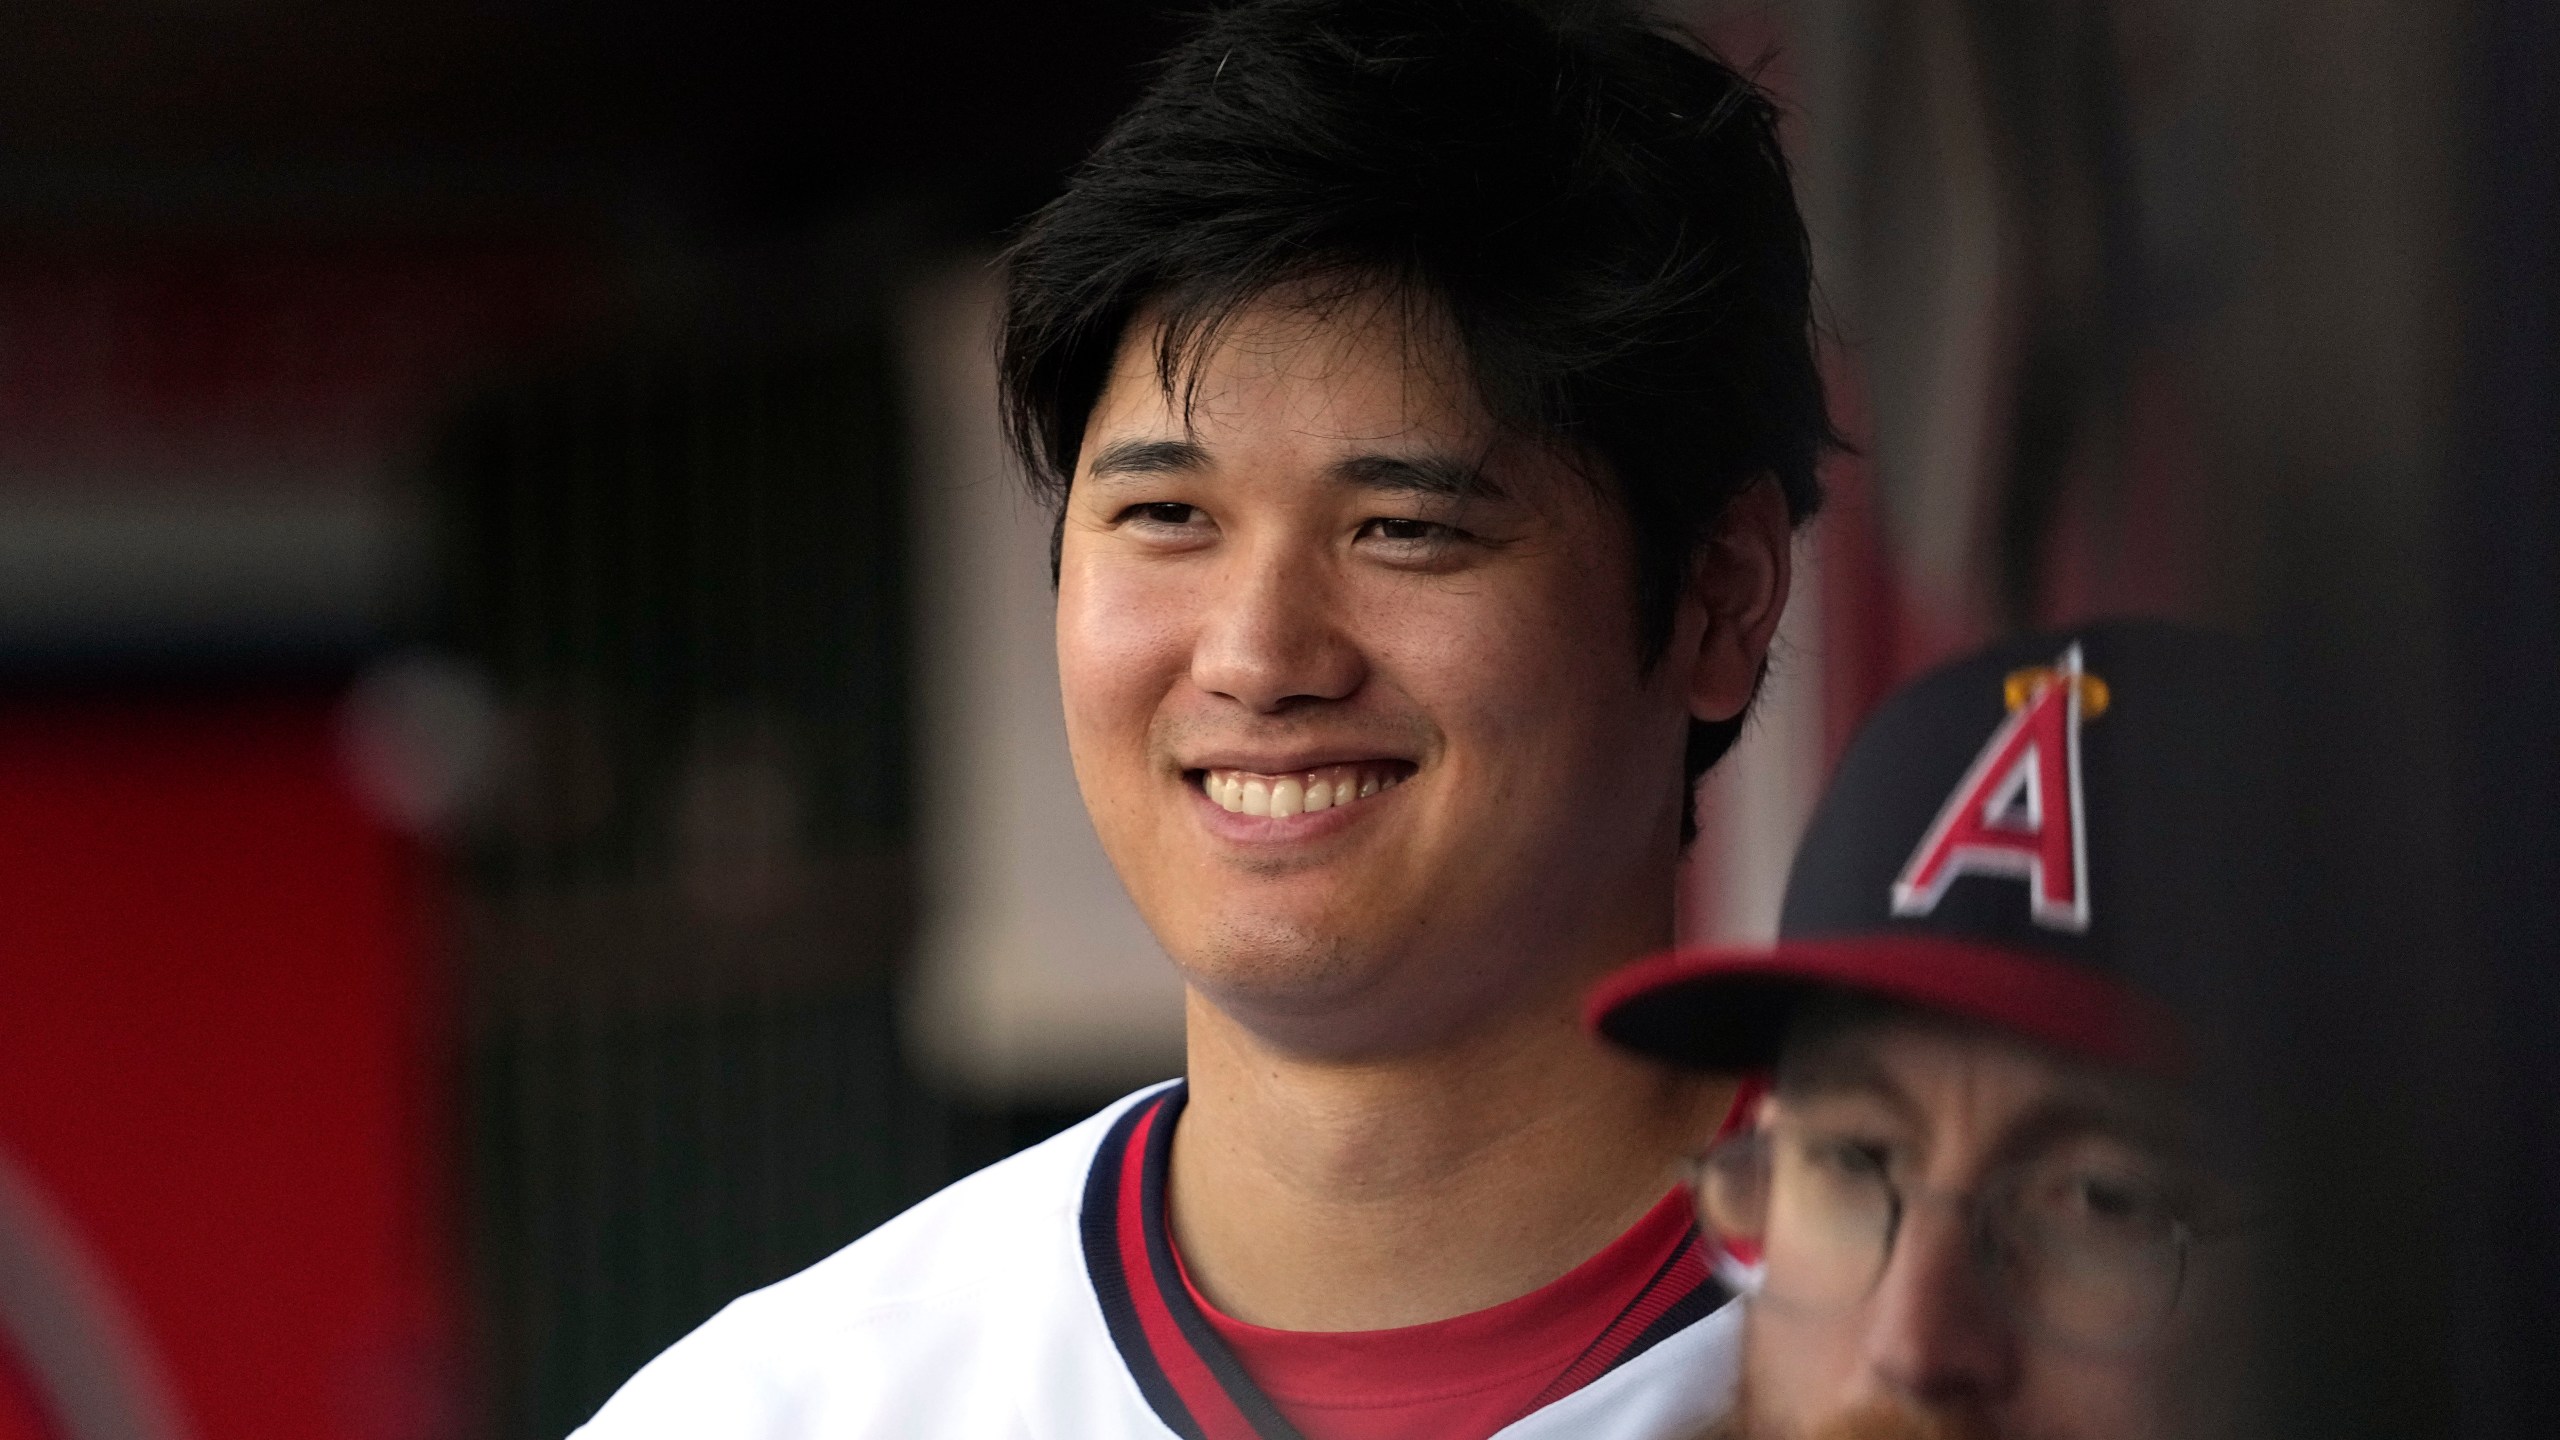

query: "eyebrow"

left=1085, top=436, right=1211, bottom=480
left=1773, top=1050, right=1923, bottom=1125
left=1988, top=1095, right=2190, bottom=1172
left=1082, top=434, right=1503, bottom=502
left=1333, top=451, right=1501, bottom=501
left=1778, top=1049, right=2190, bottom=1170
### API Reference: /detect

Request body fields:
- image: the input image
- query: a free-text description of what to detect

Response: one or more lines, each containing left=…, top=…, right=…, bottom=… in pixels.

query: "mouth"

left=1186, top=761, right=1416, bottom=818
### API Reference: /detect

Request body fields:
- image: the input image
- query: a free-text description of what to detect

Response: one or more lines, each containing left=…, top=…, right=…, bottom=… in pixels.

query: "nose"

left=1189, top=535, right=1365, bottom=713
left=1859, top=1203, right=2019, bottom=1406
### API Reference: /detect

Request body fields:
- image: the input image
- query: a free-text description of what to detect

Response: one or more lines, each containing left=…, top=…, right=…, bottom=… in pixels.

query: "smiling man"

left=574, top=1, right=1833, bottom=1436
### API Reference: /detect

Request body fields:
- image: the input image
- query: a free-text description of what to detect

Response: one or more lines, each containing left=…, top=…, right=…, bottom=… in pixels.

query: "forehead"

left=1082, top=284, right=1502, bottom=465
left=1776, top=1010, right=2183, bottom=1153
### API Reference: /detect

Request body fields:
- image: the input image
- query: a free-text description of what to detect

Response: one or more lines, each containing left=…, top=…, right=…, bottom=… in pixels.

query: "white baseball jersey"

left=572, top=1082, right=1740, bottom=1440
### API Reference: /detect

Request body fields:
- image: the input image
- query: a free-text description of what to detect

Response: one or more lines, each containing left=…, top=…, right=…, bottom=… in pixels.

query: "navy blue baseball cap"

left=1589, top=620, right=2265, bottom=1078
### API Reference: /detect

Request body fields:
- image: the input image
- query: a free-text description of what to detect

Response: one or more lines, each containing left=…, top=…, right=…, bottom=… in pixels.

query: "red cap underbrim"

left=1584, top=935, right=2185, bottom=1078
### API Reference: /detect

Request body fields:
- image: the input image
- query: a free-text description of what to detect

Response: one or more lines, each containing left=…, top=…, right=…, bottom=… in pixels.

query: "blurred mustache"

left=1806, top=1398, right=1999, bottom=1440
left=1690, top=1398, right=2003, bottom=1440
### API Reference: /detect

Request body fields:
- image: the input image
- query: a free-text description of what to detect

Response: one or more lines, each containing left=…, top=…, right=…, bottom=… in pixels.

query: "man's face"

left=1055, top=289, right=1734, bottom=1054
left=1724, top=1015, right=2250, bottom=1440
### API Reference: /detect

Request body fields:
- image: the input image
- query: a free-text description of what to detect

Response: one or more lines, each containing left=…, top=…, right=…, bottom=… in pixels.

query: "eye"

left=1774, top=1130, right=1900, bottom=1220
left=1119, top=502, right=1202, bottom=527
left=1354, top=515, right=1481, bottom=566
left=2078, top=1175, right=2149, bottom=1220
left=2022, top=1165, right=2182, bottom=1249
left=2077, top=1173, right=2176, bottom=1230
left=1806, top=1137, right=1893, bottom=1181
left=1361, top=516, right=1447, bottom=543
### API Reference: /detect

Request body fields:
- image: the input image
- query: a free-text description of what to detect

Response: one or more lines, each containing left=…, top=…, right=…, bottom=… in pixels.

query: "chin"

left=1179, top=916, right=1373, bottom=1017
left=1172, top=911, right=1495, bottom=1057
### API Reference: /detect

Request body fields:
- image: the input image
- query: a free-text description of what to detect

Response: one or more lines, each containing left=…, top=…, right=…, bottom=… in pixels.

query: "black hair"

left=997, top=0, right=1838, bottom=840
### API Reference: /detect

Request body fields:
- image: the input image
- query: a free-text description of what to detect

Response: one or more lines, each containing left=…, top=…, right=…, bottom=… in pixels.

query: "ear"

left=1684, top=476, right=1793, bottom=724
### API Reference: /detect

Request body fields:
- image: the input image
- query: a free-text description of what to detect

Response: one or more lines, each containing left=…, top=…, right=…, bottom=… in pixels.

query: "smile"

left=1194, top=763, right=1410, bottom=817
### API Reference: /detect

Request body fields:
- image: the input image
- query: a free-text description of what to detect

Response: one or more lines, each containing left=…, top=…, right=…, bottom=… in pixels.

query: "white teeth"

left=1204, top=763, right=1406, bottom=819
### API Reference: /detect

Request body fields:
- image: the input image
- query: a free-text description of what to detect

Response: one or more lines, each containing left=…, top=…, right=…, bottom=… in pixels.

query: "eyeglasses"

left=1687, top=1121, right=2241, bottom=1352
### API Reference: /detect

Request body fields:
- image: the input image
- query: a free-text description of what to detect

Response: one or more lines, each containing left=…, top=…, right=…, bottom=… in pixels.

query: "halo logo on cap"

left=1889, top=643, right=2107, bottom=933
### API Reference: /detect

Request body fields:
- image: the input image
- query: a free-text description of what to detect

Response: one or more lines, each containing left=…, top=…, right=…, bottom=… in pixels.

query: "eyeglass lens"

left=1695, top=1129, right=2188, bottom=1349
left=1994, top=1161, right=2187, bottom=1347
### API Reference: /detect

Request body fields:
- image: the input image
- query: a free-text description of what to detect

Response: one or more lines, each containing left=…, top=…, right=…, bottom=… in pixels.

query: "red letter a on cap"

left=1890, top=644, right=2093, bottom=932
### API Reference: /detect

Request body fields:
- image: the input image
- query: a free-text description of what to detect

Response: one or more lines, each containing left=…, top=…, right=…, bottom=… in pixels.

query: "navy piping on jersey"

left=1618, top=1263, right=1725, bottom=1361
left=1078, top=1082, right=1728, bottom=1440
left=1081, top=1088, right=1220, bottom=1439
left=1136, top=1087, right=1309, bottom=1439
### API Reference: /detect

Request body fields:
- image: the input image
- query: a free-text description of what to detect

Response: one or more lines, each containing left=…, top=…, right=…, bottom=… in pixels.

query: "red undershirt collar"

left=1080, top=1084, right=1727, bottom=1440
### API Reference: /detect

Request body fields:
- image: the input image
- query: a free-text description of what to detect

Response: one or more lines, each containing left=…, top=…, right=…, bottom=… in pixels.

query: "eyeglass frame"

left=1681, top=1118, right=2253, bottom=1355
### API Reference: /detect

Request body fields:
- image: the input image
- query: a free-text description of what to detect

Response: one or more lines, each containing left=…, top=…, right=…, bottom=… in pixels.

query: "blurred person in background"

left=575, top=0, right=1836, bottom=1435
left=1592, top=621, right=2266, bottom=1440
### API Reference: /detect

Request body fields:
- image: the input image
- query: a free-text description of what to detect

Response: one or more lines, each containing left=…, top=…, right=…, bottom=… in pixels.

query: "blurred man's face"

left=1718, top=1016, right=2248, bottom=1440
left=1055, top=287, right=1760, bottom=1054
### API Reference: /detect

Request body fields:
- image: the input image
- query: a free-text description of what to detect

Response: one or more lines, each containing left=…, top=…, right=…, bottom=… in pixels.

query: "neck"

left=1167, top=970, right=1729, bottom=1331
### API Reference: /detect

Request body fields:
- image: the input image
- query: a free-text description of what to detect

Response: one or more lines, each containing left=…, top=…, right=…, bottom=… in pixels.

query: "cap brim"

left=1585, top=935, right=2184, bottom=1077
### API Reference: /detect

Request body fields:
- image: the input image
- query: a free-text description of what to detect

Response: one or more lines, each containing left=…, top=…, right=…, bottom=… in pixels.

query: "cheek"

left=2108, top=1283, right=2252, bottom=1440
left=1508, top=544, right=1649, bottom=699
left=1369, top=561, right=1651, bottom=760
left=1740, top=1307, right=1862, bottom=1431
left=2016, top=1352, right=2170, bottom=1440
left=1055, top=551, right=1196, bottom=756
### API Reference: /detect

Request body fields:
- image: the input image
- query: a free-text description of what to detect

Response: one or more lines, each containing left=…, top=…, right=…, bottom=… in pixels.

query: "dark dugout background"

left=0, top=4, right=1186, bottom=1437
left=0, top=1, right=2551, bottom=1438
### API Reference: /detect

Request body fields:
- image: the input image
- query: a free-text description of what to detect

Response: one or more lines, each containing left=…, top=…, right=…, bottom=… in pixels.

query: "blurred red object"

left=0, top=692, right=456, bottom=1440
